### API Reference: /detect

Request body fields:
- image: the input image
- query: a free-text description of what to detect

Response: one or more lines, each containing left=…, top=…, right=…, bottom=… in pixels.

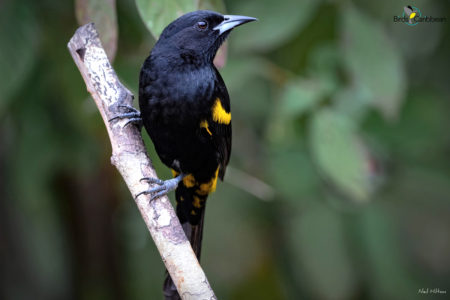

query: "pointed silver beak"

left=213, top=14, right=257, bottom=35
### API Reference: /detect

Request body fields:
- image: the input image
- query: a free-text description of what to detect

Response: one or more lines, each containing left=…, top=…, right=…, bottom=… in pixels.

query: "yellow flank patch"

left=191, top=210, right=197, bottom=215
left=183, top=174, right=196, bottom=188
left=212, top=98, right=231, bottom=125
left=180, top=196, right=184, bottom=202
left=171, top=169, right=180, bottom=177
left=200, top=120, right=212, bottom=136
left=193, top=195, right=202, bottom=208
left=196, top=167, right=220, bottom=196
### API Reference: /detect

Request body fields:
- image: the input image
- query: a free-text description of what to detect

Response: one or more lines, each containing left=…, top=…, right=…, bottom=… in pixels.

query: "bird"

left=137, top=10, right=256, bottom=299
left=404, top=6, right=418, bottom=24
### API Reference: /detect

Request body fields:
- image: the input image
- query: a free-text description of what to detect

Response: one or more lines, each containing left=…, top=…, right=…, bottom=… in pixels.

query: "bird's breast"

left=146, top=70, right=214, bottom=120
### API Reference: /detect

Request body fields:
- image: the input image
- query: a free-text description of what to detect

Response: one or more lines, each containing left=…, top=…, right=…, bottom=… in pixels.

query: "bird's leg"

left=136, top=174, right=185, bottom=200
left=108, top=104, right=143, bottom=129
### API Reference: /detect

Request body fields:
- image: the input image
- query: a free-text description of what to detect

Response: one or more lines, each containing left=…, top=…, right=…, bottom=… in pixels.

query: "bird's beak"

left=213, top=15, right=257, bottom=35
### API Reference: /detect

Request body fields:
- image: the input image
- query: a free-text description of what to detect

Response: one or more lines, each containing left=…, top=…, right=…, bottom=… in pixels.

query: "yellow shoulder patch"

left=212, top=98, right=231, bottom=125
left=200, top=120, right=212, bottom=136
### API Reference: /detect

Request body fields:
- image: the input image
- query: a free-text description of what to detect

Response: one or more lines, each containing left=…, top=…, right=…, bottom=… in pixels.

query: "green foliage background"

left=1, top=0, right=449, bottom=299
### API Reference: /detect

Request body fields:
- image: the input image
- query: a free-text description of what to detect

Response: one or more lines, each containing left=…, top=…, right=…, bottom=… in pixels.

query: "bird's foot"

left=109, top=105, right=143, bottom=129
left=136, top=174, right=185, bottom=200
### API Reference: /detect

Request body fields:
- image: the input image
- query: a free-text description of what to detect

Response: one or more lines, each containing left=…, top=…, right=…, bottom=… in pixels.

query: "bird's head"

left=154, top=10, right=257, bottom=63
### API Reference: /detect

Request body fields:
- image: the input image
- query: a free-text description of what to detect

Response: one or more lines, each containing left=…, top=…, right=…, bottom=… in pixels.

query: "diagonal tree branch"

left=68, top=23, right=216, bottom=300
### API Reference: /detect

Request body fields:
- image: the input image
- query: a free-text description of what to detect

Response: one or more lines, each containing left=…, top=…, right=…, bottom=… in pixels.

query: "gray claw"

left=124, top=118, right=143, bottom=129
left=108, top=105, right=142, bottom=129
left=140, top=177, right=164, bottom=185
left=147, top=185, right=165, bottom=194
left=135, top=190, right=150, bottom=198
left=135, top=174, right=185, bottom=200
left=150, top=190, right=169, bottom=201
left=117, top=104, right=139, bottom=111
left=108, top=112, right=140, bottom=121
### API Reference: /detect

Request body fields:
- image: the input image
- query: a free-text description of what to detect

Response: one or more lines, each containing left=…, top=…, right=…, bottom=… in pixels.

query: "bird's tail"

left=163, top=175, right=210, bottom=300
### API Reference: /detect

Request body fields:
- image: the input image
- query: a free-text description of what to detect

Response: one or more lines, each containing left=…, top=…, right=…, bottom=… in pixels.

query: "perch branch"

left=68, top=23, right=216, bottom=300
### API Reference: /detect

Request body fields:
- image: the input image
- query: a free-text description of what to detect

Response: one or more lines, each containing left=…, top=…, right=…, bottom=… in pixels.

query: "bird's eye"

left=197, top=21, right=208, bottom=30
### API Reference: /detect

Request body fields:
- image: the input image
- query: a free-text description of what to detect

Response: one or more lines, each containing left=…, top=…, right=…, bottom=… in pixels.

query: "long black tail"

left=163, top=180, right=208, bottom=300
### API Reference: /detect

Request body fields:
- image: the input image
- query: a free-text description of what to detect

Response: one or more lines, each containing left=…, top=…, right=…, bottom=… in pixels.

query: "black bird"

left=138, top=10, right=256, bottom=299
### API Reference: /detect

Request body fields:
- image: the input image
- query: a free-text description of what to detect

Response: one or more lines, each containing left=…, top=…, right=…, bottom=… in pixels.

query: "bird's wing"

left=199, top=71, right=231, bottom=180
left=203, top=93, right=231, bottom=180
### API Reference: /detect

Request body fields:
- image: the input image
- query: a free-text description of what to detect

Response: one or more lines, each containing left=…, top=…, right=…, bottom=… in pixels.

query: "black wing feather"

left=210, top=68, right=231, bottom=180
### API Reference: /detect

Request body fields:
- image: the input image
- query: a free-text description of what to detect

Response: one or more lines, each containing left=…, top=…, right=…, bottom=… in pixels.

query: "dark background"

left=1, top=0, right=449, bottom=299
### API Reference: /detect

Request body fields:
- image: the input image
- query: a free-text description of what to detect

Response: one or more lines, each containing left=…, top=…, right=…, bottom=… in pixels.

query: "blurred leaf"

left=266, top=111, right=296, bottom=146
left=231, top=0, right=320, bottom=52
left=267, top=146, right=319, bottom=202
left=0, top=1, right=38, bottom=113
left=333, top=85, right=372, bottom=121
left=135, top=0, right=194, bottom=39
left=221, top=56, right=266, bottom=91
left=76, top=0, right=118, bottom=61
left=135, top=0, right=225, bottom=39
left=308, top=43, right=339, bottom=79
left=279, top=79, right=324, bottom=118
left=310, top=108, right=372, bottom=202
left=289, top=202, right=357, bottom=300
left=353, top=0, right=405, bottom=20
left=307, top=43, right=341, bottom=99
left=266, top=78, right=325, bottom=145
left=340, top=5, right=406, bottom=120
left=363, top=89, right=450, bottom=167
left=199, top=0, right=226, bottom=13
